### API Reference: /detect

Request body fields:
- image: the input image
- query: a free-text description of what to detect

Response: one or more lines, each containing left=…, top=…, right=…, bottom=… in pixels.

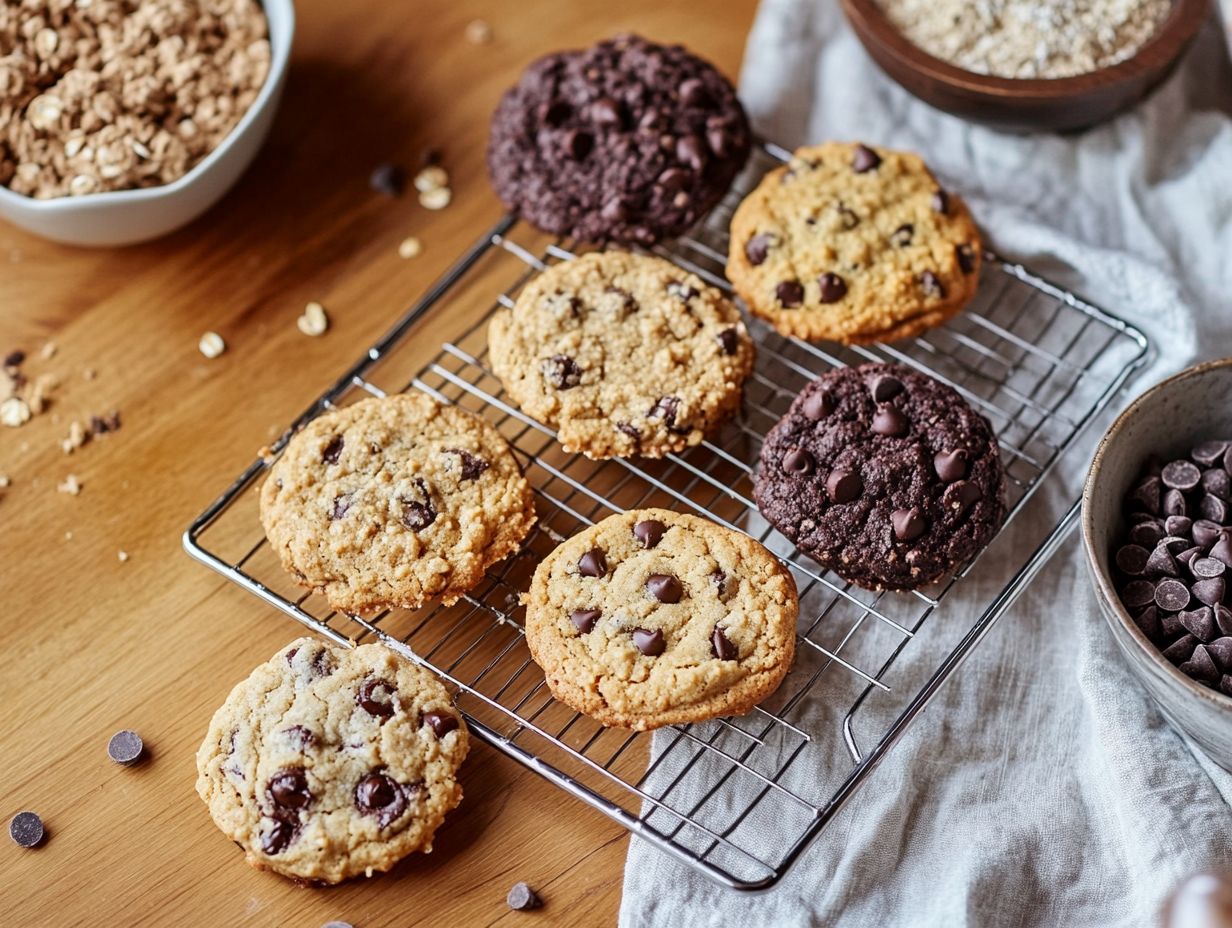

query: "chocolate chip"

left=826, top=467, right=862, bottom=503
left=1208, top=636, right=1232, bottom=671
left=590, top=96, right=624, bottom=127
left=1130, top=520, right=1165, bottom=548
left=1218, top=604, right=1232, bottom=637
left=9, top=812, right=44, bottom=848
left=945, top=480, right=982, bottom=516
left=802, top=390, right=835, bottom=421
left=716, top=328, right=740, bottom=355
left=355, top=772, right=407, bottom=827
left=1180, top=546, right=1204, bottom=567
left=679, top=77, right=710, bottom=107
left=1200, top=494, right=1228, bottom=523
left=1194, top=557, right=1227, bottom=579
left=1121, top=580, right=1157, bottom=609
left=956, top=244, right=977, bottom=274
left=775, top=280, right=804, bottom=307
left=269, top=768, right=311, bottom=810
left=745, top=234, right=772, bottom=266
left=285, top=647, right=298, bottom=665
left=1180, top=607, right=1217, bottom=642
left=1193, top=441, right=1229, bottom=465
left=933, top=448, right=969, bottom=483
left=851, top=144, right=881, bottom=172
left=711, top=626, right=738, bottom=661
left=322, top=435, right=344, bottom=465
left=1156, top=578, right=1192, bottom=611
left=616, top=421, right=641, bottom=442
left=542, top=355, right=582, bottom=389
left=837, top=203, right=861, bottom=229
left=871, top=375, right=904, bottom=402
left=634, top=519, right=667, bottom=549
left=1144, top=542, right=1180, bottom=578
left=1182, top=644, right=1223, bottom=685
left=890, top=224, right=914, bottom=247
left=369, top=162, right=405, bottom=197
left=1161, top=535, right=1192, bottom=553
left=578, top=548, right=607, bottom=578
left=331, top=493, right=352, bottom=520
left=931, top=189, right=949, bottom=214
left=107, top=729, right=144, bottom=765
left=1165, top=515, right=1193, bottom=536
left=1160, top=459, right=1200, bottom=490
left=1134, top=605, right=1162, bottom=640
left=646, top=574, right=683, bottom=604
left=1202, top=468, right=1230, bottom=500
left=1161, top=634, right=1199, bottom=664
left=676, top=134, right=706, bottom=171
left=571, top=608, right=600, bottom=634
left=632, top=627, right=666, bottom=656
left=706, top=122, right=733, bottom=158
left=261, top=818, right=296, bottom=854
left=1163, top=488, right=1187, bottom=518
left=892, top=507, right=927, bottom=542
left=818, top=272, right=847, bottom=303
left=1162, top=610, right=1187, bottom=638
left=400, top=479, right=436, bottom=531
left=782, top=448, right=815, bottom=475
left=656, top=167, right=691, bottom=195
left=507, top=882, right=543, bottom=911
left=872, top=404, right=909, bottom=437
left=1194, top=577, right=1226, bottom=607
left=422, top=710, right=459, bottom=738
left=1115, top=544, right=1150, bottom=575
left=920, top=271, right=945, bottom=299
left=1211, top=534, right=1232, bottom=567
left=357, top=678, right=396, bottom=719
left=601, top=197, right=629, bottom=222
left=1129, top=476, right=1162, bottom=514
left=440, top=449, right=487, bottom=481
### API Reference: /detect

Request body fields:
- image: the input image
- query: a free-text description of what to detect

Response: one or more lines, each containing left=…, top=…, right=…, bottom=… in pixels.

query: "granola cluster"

left=0, top=0, right=270, bottom=199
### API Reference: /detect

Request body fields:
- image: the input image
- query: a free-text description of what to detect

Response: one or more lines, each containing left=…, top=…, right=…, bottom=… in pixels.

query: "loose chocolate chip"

left=931, top=189, right=949, bottom=214
left=322, top=435, right=344, bottom=465
left=1217, top=604, right=1232, bottom=637
left=956, top=244, right=977, bottom=274
left=269, top=768, right=312, bottom=810
left=1130, top=520, right=1165, bottom=548
left=634, top=519, right=667, bottom=549
left=933, top=449, right=969, bottom=483
left=1194, top=557, right=1227, bottom=579
left=782, top=447, right=815, bottom=475
left=1162, top=459, right=1202, bottom=490
left=803, top=390, right=835, bottom=421
left=775, top=280, right=804, bottom=307
left=590, top=96, right=624, bottom=127
left=1156, top=578, right=1192, bottom=611
left=646, top=574, right=683, bottom=604
left=1179, top=607, right=1217, bottom=642
left=679, top=77, right=710, bottom=107
left=1134, top=605, right=1162, bottom=640
left=818, top=272, right=847, bottom=303
left=1163, top=488, right=1187, bottom=518
left=892, top=507, right=927, bottom=542
left=357, top=678, right=396, bottom=719
left=711, top=625, right=738, bottom=661
left=1208, top=637, right=1232, bottom=671
left=851, top=144, right=881, bottom=172
left=401, top=479, right=436, bottom=531
left=422, top=710, right=459, bottom=738
left=1162, top=610, right=1187, bottom=639
left=826, top=467, right=862, bottom=504
left=1194, top=577, right=1226, bottom=607
left=1193, top=441, right=1229, bottom=465
left=632, top=627, right=666, bottom=656
left=716, top=328, right=740, bottom=356
left=1202, top=469, right=1231, bottom=500
left=507, top=882, right=543, bottom=912
left=1162, top=634, right=1199, bottom=665
left=1115, top=545, right=1150, bottom=575
left=331, top=493, right=352, bottom=520
left=919, top=271, right=945, bottom=298
left=1144, top=543, right=1180, bottom=578
left=1121, top=580, right=1157, bottom=609
left=355, top=772, right=407, bottom=827
left=648, top=395, right=681, bottom=428
left=890, top=224, right=914, bottom=247
left=871, top=375, right=904, bottom=402
left=1165, top=515, right=1193, bottom=537
left=1129, top=476, right=1162, bottom=514
left=9, top=812, right=44, bottom=848
left=542, top=355, right=582, bottom=390
left=945, top=480, right=982, bottom=516
left=369, top=162, right=405, bottom=197
left=1182, top=644, right=1223, bottom=684
left=1200, top=494, right=1228, bottom=523
left=745, top=234, right=772, bottom=266
left=1179, top=546, right=1204, bottom=566
left=107, top=729, right=144, bottom=766
left=1211, top=534, right=1232, bottom=567
left=872, top=404, right=909, bottom=437
left=578, top=548, right=607, bottom=578
left=447, top=449, right=490, bottom=481
left=1161, top=535, right=1192, bottom=553
left=571, top=608, right=600, bottom=634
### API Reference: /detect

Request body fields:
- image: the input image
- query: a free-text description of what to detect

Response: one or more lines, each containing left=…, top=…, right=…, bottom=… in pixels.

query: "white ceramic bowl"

left=0, top=0, right=294, bottom=247
left=1082, top=358, right=1232, bottom=771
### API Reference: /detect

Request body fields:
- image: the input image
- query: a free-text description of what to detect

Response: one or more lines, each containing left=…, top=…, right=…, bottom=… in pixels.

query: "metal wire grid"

left=185, top=146, right=1150, bottom=891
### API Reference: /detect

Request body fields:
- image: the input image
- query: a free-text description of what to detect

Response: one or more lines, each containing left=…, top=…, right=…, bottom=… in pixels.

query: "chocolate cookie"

left=755, top=364, right=1007, bottom=590
left=523, top=509, right=799, bottom=730
left=486, top=34, right=752, bottom=244
left=488, top=251, right=755, bottom=459
left=195, top=638, right=468, bottom=883
left=727, top=142, right=982, bottom=344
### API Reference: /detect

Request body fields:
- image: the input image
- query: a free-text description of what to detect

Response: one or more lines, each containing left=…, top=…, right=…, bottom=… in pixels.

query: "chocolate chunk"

left=634, top=519, right=667, bottom=549
left=1144, top=543, right=1180, bottom=578
left=1120, top=580, right=1157, bottom=609
left=1181, top=644, right=1222, bottom=684
left=1129, top=476, right=1162, bottom=514
left=1162, top=488, right=1187, bottom=518
left=1179, top=607, right=1217, bottom=642
left=571, top=608, right=600, bottom=633
left=331, top=494, right=352, bottom=520
left=711, top=625, right=738, bottom=661
left=261, top=819, right=296, bottom=855
left=542, top=355, right=582, bottom=389
left=648, top=395, right=681, bottom=429
left=666, top=280, right=698, bottom=302
left=616, top=421, right=641, bottom=442
left=646, top=573, right=683, bottom=604
left=1202, top=468, right=1231, bottom=500
left=268, top=768, right=311, bottom=810
left=679, top=77, right=709, bottom=107
left=826, top=467, right=862, bottom=504
left=422, top=710, right=459, bottom=738
left=933, top=449, right=969, bottom=483
left=283, top=725, right=316, bottom=750
left=369, top=162, right=405, bottom=197
left=1162, top=459, right=1202, bottom=490
left=507, top=882, right=543, bottom=911
left=775, top=280, right=804, bottom=307
left=837, top=203, right=860, bottom=229
left=107, top=729, right=144, bottom=766
left=1193, top=557, right=1226, bottom=579
left=578, top=548, right=607, bottom=578
left=400, top=480, right=436, bottom=531
left=590, top=96, right=624, bottom=126
left=1165, top=515, right=1193, bottom=537
left=1211, top=534, right=1232, bottom=567
left=322, top=435, right=344, bottom=465
left=745, top=234, right=772, bottom=266
left=9, top=812, right=44, bottom=848
left=357, top=678, right=396, bottom=719
left=890, top=223, right=914, bottom=247
left=1134, top=605, right=1162, bottom=640
left=1200, top=494, right=1228, bottom=523
left=803, top=390, right=835, bottom=421
left=1207, top=637, right=1232, bottom=671
left=355, top=772, right=408, bottom=827
left=956, top=244, right=977, bottom=274
left=1193, top=441, right=1229, bottom=465
left=892, top=507, right=927, bottom=542
left=919, top=271, right=945, bottom=299
left=632, top=627, right=665, bottom=656
left=818, top=273, right=847, bottom=303
left=1115, top=544, right=1150, bottom=575
left=931, top=189, right=949, bottom=214
left=716, top=328, right=739, bottom=355
left=872, top=404, right=909, bottom=437
left=871, top=375, right=904, bottom=402
left=782, top=448, right=815, bottom=475
left=1129, top=520, right=1165, bottom=548
left=1161, top=634, right=1198, bottom=665
left=447, top=449, right=490, bottom=481
left=1155, top=578, right=1191, bottom=611
left=851, top=144, right=881, bottom=172
left=1194, top=577, right=1226, bottom=607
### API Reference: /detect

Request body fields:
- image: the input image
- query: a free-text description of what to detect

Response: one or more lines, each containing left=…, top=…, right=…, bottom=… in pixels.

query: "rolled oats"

left=1, top=397, right=32, bottom=427
left=414, top=165, right=449, bottom=193
left=419, top=186, right=452, bottom=211
left=58, top=473, right=82, bottom=495
left=296, top=301, right=329, bottom=337
left=398, top=236, right=422, bottom=259
left=199, top=331, right=226, bottom=359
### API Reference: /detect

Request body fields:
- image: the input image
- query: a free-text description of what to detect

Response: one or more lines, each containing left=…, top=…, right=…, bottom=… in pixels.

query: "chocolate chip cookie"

left=260, top=393, right=536, bottom=615
left=755, top=364, right=1007, bottom=590
left=195, top=638, right=469, bottom=884
left=523, top=509, right=799, bottom=730
left=487, top=33, right=752, bottom=244
left=488, top=251, right=755, bottom=459
left=727, top=142, right=983, bottom=344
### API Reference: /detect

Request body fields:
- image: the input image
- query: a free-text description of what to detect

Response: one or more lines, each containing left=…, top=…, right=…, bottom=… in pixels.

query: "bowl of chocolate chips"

left=1083, top=358, right=1232, bottom=769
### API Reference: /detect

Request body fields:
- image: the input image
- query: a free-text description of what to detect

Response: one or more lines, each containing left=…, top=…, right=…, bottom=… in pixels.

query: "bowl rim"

left=1081, top=356, right=1232, bottom=711
left=0, top=0, right=295, bottom=212
left=839, top=0, right=1210, bottom=101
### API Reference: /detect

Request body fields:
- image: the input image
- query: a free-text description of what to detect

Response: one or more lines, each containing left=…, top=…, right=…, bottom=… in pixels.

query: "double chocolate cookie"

left=755, top=364, right=1007, bottom=590
left=196, top=638, right=468, bottom=883
left=523, top=509, right=799, bottom=730
left=487, top=34, right=751, bottom=244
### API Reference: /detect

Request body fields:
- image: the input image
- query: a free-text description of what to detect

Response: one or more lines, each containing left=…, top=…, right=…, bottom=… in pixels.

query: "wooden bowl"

left=839, top=0, right=1210, bottom=132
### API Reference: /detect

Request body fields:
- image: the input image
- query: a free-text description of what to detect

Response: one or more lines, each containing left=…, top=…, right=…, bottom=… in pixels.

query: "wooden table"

left=0, top=1, right=756, bottom=924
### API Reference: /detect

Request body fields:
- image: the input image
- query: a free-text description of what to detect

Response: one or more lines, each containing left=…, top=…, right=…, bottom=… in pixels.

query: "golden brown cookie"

left=726, top=142, right=982, bottom=344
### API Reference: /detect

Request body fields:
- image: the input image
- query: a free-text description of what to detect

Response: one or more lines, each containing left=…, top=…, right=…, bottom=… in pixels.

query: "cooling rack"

left=184, top=144, right=1151, bottom=891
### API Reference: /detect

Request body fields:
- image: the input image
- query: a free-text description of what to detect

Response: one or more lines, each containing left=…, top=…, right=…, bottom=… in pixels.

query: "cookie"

left=195, top=638, right=469, bottom=884
left=260, top=392, right=536, bottom=615
left=726, top=142, right=983, bottom=344
left=487, top=33, right=752, bottom=245
left=488, top=251, right=755, bottom=459
left=754, top=363, right=1007, bottom=590
left=523, top=509, right=799, bottom=730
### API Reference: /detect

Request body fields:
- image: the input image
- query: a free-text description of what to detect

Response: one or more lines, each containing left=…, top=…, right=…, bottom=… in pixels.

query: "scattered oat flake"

left=58, top=474, right=81, bottom=495
left=199, top=332, right=226, bottom=359
left=414, top=165, right=449, bottom=193
left=61, top=420, right=88, bottom=454
left=297, top=302, right=329, bottom=337
left=0, top=474, right=10, bottom=487
left=465, top=19, right=493, bottom=44
left=1, top=397, right=31, bottom=428
left=419, top=187, right=452, bottom=210
left=40, top=342, right=57, bottom=360
left=118, top=550, right=129, bottom=563
left=398, top=237, right=422, bottom=259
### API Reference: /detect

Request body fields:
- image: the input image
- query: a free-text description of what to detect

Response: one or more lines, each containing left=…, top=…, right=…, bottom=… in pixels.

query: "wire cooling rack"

left=185, top=144, right=1150, bottom=891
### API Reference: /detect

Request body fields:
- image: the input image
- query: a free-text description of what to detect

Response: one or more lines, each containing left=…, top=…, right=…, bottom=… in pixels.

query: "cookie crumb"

left=1, top=397, right=31, bottom=427
left=64, top=530, right=74, bottom=540
left=297, top=302, right=329, bottom=337
left=58, top=474, right=82, bottom=495
left=398, top=237, right=422, bottom=259
left=0, top=473, right=10, bottom=487
left=419, top=187, right=452, bottom=211
left=199, top=332, right=226, bottom=359
left=465, top=19, right=493, bottom=45
left=118, top=550, right=129, bottom=562
left=414, top=165, right=449, bottom=193
left=40, top=343, right=57, bottom=360
left=61, top=420, right=89, bottom=454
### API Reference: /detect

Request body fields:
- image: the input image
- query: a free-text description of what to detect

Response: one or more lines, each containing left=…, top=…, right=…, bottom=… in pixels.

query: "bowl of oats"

left=0, top=0, right=294, bottom=246
left=840, top=0, right=1209, bottom=131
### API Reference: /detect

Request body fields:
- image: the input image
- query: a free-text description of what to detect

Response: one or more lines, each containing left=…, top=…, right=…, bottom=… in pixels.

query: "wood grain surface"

left=0, top=1, right=756, bottom=925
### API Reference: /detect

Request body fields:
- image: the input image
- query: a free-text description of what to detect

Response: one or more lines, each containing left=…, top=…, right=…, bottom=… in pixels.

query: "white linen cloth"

left=620, top=4, right=1232, bottom=925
